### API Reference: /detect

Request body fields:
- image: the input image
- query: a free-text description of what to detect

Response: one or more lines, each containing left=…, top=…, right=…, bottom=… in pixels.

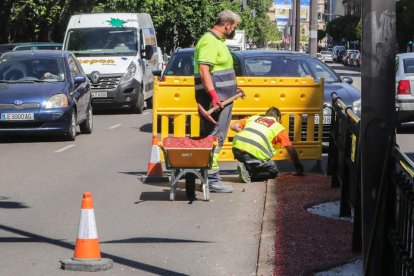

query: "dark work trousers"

left=232, top=147, right=278, bottom=181
left=197, top=99, right=233, bottom=184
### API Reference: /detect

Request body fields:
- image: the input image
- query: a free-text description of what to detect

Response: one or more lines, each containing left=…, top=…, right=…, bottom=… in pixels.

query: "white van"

left=63, top=13, right=158, bottom=113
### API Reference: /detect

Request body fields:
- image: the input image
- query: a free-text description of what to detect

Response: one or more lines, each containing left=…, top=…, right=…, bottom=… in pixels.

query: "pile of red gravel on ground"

left=273, top=173, right=360, bottom=275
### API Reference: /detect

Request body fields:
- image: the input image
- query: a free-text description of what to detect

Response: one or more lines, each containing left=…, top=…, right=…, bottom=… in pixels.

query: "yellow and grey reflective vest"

left=194, top=31, right=237, bottom=102
left=233, top=116, right=286, bottom=161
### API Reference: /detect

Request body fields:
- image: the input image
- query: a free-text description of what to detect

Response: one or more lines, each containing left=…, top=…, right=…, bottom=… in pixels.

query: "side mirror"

left=341, top=76, right=353, bottom=84
left=142, top=45, right=154, bottom=59
left=74, top=76, right=86, bottom=85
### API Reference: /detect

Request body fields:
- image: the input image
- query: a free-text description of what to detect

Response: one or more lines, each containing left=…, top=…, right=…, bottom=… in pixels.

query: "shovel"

left=197, top=88, right=245, bottom=124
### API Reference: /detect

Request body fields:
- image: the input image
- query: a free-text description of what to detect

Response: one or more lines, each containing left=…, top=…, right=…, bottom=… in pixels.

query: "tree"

left=325, top=15, right=360, bottom=44
left=396, top=0, right=414, bottom=52
left=1, top=0, right=277, bottom=52
left=317, top=30, right=326, bottom=42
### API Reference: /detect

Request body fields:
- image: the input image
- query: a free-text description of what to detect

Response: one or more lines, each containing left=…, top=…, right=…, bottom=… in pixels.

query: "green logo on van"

left=107, top=18, right=127, bottom=27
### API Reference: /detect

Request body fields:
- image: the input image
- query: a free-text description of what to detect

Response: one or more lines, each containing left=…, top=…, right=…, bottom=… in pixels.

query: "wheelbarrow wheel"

left=185, top=173, right=196, bottom=199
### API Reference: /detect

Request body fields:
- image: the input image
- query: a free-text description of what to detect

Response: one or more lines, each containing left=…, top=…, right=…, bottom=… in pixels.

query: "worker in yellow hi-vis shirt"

left=194, top=10, right=240, bottom=193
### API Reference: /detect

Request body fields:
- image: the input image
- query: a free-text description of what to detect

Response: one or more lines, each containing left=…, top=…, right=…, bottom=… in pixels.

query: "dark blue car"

left=0, top=50, right=93, bottom=140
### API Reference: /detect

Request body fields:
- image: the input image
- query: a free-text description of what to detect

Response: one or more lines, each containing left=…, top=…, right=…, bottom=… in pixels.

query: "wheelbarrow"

left=159, top=137, right=217, bottom=201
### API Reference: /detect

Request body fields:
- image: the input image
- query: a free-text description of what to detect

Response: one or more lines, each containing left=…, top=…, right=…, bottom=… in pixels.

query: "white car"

left=396, top=53, right=414, bottom=123
left=320, top=51, right=333, bottom=63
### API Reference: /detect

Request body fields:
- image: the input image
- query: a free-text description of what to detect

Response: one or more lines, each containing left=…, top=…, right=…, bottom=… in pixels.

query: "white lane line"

left=109, top=123, right=122, bottom=130
left=143, top=110, right=151, bottom=115
left=55, top=145, right=75, bottom=153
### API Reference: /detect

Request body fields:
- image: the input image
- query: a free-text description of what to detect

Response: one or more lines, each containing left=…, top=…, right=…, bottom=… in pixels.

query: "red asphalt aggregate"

left=273, top=173, right=360, bottom=275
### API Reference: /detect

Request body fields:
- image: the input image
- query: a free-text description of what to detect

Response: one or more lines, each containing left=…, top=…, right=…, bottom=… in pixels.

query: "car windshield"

left=241, top=56, right=339, bottom=82
left=403, top=58, right=414, bottom=74
left=65, top=28, right=138, bottom=57
left=164, top=52, right=194, bottom=76
left=14, top=44, right=62, bottom=51
left=0, top=56, right=65, bottom=82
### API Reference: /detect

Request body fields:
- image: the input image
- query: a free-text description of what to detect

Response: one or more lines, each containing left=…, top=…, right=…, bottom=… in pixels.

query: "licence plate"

left=1, top=113, right=34, bottom=121
left=92, top=92, right=107, bottom=98
left=314, top=115, right=331, bottom=125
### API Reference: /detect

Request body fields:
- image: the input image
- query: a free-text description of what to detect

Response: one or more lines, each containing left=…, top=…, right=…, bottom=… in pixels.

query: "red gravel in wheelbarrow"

left=274, top=173, right=360, bottom=275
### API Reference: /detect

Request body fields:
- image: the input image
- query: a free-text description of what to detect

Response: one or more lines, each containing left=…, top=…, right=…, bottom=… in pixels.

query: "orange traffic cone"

left=61, top=192, right=113, bottom=272
left=142, top=135, right=169, bottom=183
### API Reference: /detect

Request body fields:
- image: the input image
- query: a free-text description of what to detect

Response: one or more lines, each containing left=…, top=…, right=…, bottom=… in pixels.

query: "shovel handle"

left=206, top=90, right=245, bottom=114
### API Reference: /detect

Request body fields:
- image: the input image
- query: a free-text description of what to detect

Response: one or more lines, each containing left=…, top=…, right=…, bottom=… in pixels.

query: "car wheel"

left=80, top=104, right=93, bottom=134
left=132, top=88, right=144, bottom=114
left=65, top=109, right=77, bottom=141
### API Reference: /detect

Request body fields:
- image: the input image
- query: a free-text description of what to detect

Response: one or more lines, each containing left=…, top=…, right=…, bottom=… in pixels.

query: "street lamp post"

left=360, top=0, right=396, bottom=275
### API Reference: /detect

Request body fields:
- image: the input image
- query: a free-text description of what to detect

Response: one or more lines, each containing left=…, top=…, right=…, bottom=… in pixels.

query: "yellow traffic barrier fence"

left=153, top=75, right=324, bottom=161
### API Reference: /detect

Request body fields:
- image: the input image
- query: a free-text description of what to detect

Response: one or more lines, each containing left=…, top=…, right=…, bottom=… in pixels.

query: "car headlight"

left=120, top=62, right=137, bottom=84
left=352, top=99, right=361, bottom=117
left=45, top=94, right=68, bottom=109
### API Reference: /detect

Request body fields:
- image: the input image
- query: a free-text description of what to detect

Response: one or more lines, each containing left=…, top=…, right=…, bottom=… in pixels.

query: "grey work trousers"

left=197, top=100, right=233, bottom=184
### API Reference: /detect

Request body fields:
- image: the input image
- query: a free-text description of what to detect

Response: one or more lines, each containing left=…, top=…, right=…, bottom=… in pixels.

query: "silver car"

left=320, top=51, right=333, bottom=63
left=396, top=53, right=414, bottom=123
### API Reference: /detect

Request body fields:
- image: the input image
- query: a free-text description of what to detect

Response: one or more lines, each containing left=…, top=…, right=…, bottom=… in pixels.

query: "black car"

left=0, top=42, right=63, bottom=57
left=163, top=48, right=361, bottom=146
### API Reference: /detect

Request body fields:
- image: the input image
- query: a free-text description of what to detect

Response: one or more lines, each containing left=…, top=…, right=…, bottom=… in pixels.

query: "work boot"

left=237, top=163, right=251, bottom=183
left=209, top=182, right=233, bottom=193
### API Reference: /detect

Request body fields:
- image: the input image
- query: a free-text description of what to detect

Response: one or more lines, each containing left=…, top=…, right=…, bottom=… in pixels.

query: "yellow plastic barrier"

left=153, top=75, right=323, bottom=161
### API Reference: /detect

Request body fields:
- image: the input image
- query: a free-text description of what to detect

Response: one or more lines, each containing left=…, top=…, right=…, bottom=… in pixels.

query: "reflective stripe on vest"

left=233, top=116, right=286, bottom=161
left=194, top=68, right=237, bottom=100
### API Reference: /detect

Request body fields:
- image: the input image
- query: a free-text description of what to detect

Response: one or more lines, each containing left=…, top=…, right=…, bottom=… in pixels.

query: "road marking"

left=143, top=110, right=151, bottom=115
left=55, top=145, right=75, bottom=153
left=109, top=124, right=122, bottom=130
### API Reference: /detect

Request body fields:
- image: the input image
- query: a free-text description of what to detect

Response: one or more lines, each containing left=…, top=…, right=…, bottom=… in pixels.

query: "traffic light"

left=317, top=12, right=322, bottom=20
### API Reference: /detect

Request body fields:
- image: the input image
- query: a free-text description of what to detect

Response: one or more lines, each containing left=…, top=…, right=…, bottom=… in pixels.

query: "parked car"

left=0, top=50, right=92, bottom=140
left=349, top=53, right=358, bottom=66
left=316, top=53, right=325, bottom=63
left=163, top=49, right=361, bottom=147
left=335, top=49, right=346, bottom=63
left=343, top=50, right=360, bottom=66
left=0, top=42, right=62, bottom=57
left=332, top=46, right=346, bottom=62
left=395, top=53, right=414, bottom=124
left=319, top=51, right=334, bottom=63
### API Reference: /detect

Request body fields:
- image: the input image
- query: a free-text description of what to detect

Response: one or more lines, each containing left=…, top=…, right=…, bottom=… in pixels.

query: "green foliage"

left=1, top=0, right=277, bottom=52
left=325, top=15, right=360, bottom=43
left=317, top=30, right=326, bottom=42
left=356, top=18, right=362, bottom=40
left=397, top=0, right=414, bottom=52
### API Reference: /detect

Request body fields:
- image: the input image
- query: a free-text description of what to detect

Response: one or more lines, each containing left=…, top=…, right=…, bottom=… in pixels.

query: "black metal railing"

left=386, top=147, right=414, bottom=275
left=327, top=92, right=362, bottom=252
left=328, top=92, right=414, bottom=275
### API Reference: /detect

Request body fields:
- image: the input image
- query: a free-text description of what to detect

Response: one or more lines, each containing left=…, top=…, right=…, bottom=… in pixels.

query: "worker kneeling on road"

left=231, top=107, right=304, bottom=182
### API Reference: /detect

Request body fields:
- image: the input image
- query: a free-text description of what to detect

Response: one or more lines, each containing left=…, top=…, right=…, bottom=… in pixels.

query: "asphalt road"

left=0, top=109, right=266, bottom=275
left=1, top=62, right=412, bottom=276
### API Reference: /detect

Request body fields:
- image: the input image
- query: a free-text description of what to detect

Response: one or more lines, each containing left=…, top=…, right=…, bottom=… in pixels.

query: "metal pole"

left=291, top=0, right=297, bottom=51
left=308, top=0, right=318, bottom=56
left=360, top=0, right=396, bottom=275
left=295, top=0, right=300, bottom=51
